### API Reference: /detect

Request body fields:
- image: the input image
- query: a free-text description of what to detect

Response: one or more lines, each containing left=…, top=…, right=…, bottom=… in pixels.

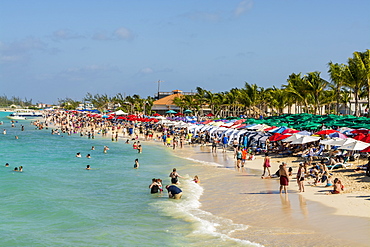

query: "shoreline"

left=40, top=113, right=369, bottom=246
left=176, top=144, right=370, bottom=218
left=168, top=143, right=370, bottom=246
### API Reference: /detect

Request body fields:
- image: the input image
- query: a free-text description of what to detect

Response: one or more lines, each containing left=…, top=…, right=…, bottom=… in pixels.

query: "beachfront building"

left=152, top=90, right=197, bottom=115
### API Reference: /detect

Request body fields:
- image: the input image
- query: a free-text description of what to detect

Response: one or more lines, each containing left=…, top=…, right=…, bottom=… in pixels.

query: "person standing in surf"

left=262, top=153, right=271, bottom=178
left=169, top=168, right=183, bottom=184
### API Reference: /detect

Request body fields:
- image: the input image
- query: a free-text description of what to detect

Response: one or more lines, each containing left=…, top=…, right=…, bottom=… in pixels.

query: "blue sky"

left=1, top=0, right=369, bottom=104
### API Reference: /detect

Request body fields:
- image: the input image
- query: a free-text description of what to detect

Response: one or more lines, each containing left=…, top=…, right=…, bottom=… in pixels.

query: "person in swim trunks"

left=166, top=185, right=182, bottom=199
left=279, top=162, right=289, bottom=194
left=169, top=168, right=183, bottom=184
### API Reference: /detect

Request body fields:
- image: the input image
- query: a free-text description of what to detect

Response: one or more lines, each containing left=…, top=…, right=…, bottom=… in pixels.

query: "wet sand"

left=173, top=144, right=370, bottom=247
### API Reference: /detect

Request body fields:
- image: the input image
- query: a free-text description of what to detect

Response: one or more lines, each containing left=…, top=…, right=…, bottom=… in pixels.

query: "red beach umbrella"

left=206, top=113, right=214, bottom=117
left=351, top=129, right=369, bottom=134
left=353, top=133, right=366, bottom=140
left=153, top=113, right=161, bottom=116
left=263, top=126, right=277, bottom=131
left=315, top=129, right=338, bottom=135
left=282, top=128, right=300, bottom=134
left=269, top=133, right=291, bottom=142
left=360, top=146, right=370, bottom=152
left=360, top=135, right=370, bottom=143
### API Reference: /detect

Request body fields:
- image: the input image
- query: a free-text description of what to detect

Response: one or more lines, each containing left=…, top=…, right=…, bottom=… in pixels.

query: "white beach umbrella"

left=290, top=136, right=321, bottom=145
left=282, top=133, right=303, bottom=142
left=247, top=124, right=265, bottom=130
left=338, top=140, right=370, bottom=151
left=319, top=137, right=342, bottom=145
left=114, top=110, right=128, bottom=115
left=326, top=137, right=356, bottom=147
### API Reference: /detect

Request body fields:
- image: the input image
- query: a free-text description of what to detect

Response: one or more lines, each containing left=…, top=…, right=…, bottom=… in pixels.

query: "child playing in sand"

left=327, top=178, right=344, bottom=194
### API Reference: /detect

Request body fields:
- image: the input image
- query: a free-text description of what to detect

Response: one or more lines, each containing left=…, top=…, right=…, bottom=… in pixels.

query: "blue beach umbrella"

left=166, top=110, right=177, bottom=114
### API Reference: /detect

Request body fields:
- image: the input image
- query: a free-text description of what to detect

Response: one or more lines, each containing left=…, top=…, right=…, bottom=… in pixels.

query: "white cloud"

left=0, top=37, right=48, bottom=64
left=92, top=31, right=110, bottom=41
left=113, top=27, right=134, bottom=40
left=234, top=0, right=254, bottom=17
left=139, top=67, right=154, bottom=74
left=92, top=27, right=134, bottom=41
left=51, top=29, right=85, bottom=41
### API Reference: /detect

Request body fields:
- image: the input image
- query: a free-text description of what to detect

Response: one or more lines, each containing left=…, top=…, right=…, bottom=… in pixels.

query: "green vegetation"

left=0, top=95, right=33, bottom=108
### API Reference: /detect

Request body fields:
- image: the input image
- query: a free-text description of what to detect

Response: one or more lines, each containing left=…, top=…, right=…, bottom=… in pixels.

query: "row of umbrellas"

left=269, top=130, right=370, bottom=152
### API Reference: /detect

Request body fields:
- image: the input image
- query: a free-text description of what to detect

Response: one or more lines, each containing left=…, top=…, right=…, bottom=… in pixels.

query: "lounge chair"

left=326, top=157, right=353, bottom=171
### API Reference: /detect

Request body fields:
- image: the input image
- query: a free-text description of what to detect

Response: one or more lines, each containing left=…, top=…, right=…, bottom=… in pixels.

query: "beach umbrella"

left=297, top=130, right=312, bottom=136
left=269, top=126, right=288, bottom=134
left=166, top=110, right=177, bottom=114
left=269, top=133, right=291, bottom=142
left=282, top=134, right=303, bottom=142
left=338, top=140, right=370, bottom=151
left=351, top=129, right=369, bottom=134
left=114, top=110, right=128, bottom=115
left=282, top=128, right=300, bottom=134
left=353, top=133, right=366, bottom=140
left=206, top=113, right=215, bottom=117
left=153, top=113, right=161, bottom=116
left=326, top=137, right=356, bottom=146
left=328, top=132, right=347, bottom=139
left=315, top=129, right=338, bottom=135
left=320, top=138, right=342, bottom=145
left=263, top=126, right=277, bottom=131
left=290, top=136, right=321, bottom=145
left=183, top=109, right=192, bottom=114
left=175, top=112, right=184, bottom=116
left=360, top=135, right=370, bottom=143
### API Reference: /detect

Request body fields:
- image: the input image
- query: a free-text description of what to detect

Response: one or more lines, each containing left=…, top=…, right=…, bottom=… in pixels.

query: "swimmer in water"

left=91, top=146, right=95, bottom=150
left=169, top=168, right=183, bottom=184
left=19, top=166, right=23, bottom=172
left=5, top=163, right=9, bottom=167
left=86, top=165, right=91, bottom=170
left=76, top=152, right=82, bottom=158
left=14, top=167, right=18, bottom=171
left=193, top=175, right=200, bottom=183
left=86, top=154, right=91, bottom=158
left=134, top=159, right=139, bottom=169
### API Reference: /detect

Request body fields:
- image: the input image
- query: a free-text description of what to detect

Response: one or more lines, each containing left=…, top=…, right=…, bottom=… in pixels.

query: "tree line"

left=60, top=50, right=370, bottom=117
left=0, top=95, right=33, bottom=108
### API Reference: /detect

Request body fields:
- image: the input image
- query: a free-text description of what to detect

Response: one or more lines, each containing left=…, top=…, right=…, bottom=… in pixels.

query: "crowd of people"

left=5, top=110, right=367, bottom=200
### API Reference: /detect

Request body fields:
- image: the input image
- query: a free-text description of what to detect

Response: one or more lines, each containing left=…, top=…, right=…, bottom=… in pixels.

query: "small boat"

left=7, top=109, right=43, bottom=120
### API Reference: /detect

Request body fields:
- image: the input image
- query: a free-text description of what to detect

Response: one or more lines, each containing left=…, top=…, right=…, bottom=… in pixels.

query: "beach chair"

left=326, top=157, right=353, bottom=171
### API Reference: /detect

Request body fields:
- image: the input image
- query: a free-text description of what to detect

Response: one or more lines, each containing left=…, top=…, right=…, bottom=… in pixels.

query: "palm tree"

left=345, top=57, right=364, bottom=116
left=284, top=73, right=309, bottom=113
left=352, top=50, right=370, bottom=116
left=328, top=62, right=346, bottom=114
left=303, top=71, right=329, bottom=114
left=267, top=86, right=289, bottom=115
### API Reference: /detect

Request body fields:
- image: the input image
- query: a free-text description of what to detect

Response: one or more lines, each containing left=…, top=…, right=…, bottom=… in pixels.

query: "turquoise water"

left=0, top=112, right=257, bottom=247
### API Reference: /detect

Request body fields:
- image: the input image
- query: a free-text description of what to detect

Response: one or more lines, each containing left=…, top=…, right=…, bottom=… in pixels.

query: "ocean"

left=0, top=112, right=258, bottom=247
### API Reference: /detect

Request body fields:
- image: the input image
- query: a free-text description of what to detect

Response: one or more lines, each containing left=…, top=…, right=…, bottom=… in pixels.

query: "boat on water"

left=7, top=109, right=43, bottom=120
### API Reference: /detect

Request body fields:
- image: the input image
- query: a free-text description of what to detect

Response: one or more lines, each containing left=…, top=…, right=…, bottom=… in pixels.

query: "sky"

left=1, top=0, right=370, bottom=104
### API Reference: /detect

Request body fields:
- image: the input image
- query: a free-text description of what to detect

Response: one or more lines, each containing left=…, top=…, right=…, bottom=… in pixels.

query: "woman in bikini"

left=262, top=153, right=271, bottom=178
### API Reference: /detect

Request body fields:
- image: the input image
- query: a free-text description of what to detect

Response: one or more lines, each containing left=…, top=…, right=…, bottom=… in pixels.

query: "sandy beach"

left=171, top=143, right=370, bottom=247
left=41, top=111, right=369, bottom=246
